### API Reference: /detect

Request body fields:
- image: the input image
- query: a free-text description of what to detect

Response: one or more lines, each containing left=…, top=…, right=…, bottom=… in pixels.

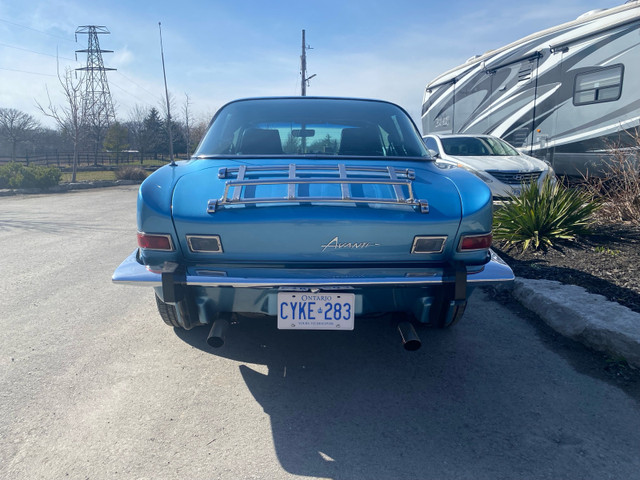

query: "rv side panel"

left=422, top=3, right=640, bottom=176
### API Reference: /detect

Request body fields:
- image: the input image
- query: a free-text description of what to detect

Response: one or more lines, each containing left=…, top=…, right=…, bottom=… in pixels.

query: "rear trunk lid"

left=170, top=159, right=463, bottom=264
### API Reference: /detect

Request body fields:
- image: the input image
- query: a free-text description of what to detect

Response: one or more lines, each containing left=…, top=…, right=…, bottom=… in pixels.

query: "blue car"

left=113, top=97, right=513, bottom=350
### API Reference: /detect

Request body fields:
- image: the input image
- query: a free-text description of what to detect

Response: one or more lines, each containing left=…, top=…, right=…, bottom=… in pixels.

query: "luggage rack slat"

left=218, top=164, right=416, bottom=178
left=338, top=163, right=350, bottom=200
left=231, top=165, right=246, bottom=201
left=209, top=163, right=428, bottom=213
left=288, top=164, right=296, bottom=200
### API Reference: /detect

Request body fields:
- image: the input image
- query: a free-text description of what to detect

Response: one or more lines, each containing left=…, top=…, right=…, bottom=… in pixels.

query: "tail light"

left=458, top=232, right=492, bottom=251
left=137, top=232, right=174, bottom=251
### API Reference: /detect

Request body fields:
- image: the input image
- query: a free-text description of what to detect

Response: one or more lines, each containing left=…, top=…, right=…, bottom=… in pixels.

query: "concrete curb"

left=509, top=278, right=640, bottom=368
left=0, top=180, right=140, bottom=196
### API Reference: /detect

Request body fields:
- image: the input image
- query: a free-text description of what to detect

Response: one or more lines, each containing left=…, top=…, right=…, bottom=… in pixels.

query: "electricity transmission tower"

left=75, top=25, right=116, bottom=128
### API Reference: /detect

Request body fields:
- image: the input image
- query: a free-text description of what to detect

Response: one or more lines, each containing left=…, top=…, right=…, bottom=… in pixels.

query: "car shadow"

left=173, top=307, right=640, bottom=479
left=176, top=317, right=470, bottom=478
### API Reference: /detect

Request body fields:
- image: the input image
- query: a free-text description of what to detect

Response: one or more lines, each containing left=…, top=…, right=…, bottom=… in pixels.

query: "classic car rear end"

left=113, top=97, right=513, bottom=349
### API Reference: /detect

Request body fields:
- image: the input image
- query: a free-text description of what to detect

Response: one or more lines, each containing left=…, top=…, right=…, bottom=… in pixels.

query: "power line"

left=0, top=41, right=76, bottom=61
left=114, top=71, right=158, bottom=103
left=0, top=18, right=74, bottom=42
left=109, top=79, right=156, bottom=108
left=0, top=66, right=55, bottom=76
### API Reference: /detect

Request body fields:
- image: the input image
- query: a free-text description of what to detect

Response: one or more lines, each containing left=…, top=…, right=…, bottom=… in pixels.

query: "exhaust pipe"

left=398, top=321, right=421, bottom=351
left=207, top=316, right=230, bottom=348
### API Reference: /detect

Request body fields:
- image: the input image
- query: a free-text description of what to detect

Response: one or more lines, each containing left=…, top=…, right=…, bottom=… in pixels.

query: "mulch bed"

left=493, top=222, right=640, bottom=314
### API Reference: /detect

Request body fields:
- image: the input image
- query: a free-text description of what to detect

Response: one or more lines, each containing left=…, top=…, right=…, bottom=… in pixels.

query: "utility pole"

left=300, top=29, right=316, bottom=96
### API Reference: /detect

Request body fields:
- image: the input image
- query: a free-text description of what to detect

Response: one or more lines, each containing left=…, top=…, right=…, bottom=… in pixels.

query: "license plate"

left=277, top=292, right=355, bottom=330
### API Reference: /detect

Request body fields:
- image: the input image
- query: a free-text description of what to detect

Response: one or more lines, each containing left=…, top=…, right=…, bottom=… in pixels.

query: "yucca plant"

left=493, top=176, right=601, bottom=251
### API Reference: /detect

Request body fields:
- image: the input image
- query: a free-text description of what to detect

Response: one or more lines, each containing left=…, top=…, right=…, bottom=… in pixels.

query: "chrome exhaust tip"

left=398, top=321, right=421, bottom=351
left=207, top=316, right=230, bottom=348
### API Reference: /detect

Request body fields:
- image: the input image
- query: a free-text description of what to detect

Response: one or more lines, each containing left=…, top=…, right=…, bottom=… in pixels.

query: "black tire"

left=155, top=293, right=182, bottom=328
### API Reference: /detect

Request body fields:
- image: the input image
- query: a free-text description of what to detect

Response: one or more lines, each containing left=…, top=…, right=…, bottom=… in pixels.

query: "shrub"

left=116, top=166, right=148, bottom=181
left=493, top=175, right=601, bottom=251
left=0, top=162, right=22, bottom=188
left=32, top=165, right=63, bottom=188
left=0, top=162, right=61, bottom=189
left=582, top=129, right=640, bottom=225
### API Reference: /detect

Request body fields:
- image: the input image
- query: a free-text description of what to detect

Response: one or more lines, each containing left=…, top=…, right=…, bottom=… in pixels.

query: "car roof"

left=222, top=96, right=404, bottom=109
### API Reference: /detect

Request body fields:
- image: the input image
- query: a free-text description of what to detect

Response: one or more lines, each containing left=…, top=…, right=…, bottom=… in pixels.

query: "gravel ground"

left=493, top=221, right=640, bottom=314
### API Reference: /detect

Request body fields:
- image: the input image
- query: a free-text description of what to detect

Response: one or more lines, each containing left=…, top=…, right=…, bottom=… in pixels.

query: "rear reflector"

left=411, top=236, right=447, bottom=254
left=187, top=235, right=223, bottom=253
left=458, top=233, right=493, bottom=251
left=137, top=232, right=174, bottom=251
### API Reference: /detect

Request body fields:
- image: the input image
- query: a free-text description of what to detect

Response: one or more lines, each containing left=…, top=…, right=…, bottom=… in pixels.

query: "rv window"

left=573, top=65, right=623, bottom=106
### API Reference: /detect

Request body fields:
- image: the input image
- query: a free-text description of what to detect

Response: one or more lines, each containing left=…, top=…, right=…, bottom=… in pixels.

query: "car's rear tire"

left=155, top=293, right=182, bottom=328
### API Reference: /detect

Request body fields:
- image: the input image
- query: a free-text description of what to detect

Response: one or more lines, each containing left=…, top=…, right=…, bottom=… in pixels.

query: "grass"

left=594, top=246, right=621, bottom=256
left=58, top=158, right=179, bottom=183
left=61, top=170, right=117, bottom=182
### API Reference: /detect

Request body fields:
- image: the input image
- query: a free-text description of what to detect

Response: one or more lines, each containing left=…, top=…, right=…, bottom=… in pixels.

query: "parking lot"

left=1, top=186, right=639, bottom=479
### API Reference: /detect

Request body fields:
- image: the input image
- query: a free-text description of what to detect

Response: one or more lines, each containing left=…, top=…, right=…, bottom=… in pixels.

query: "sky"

left=0, top=0, right=621, bottom=129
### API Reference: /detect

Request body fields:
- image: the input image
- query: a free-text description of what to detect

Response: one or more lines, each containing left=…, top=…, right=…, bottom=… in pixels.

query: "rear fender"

left=443, top=168, right=494, bottom=263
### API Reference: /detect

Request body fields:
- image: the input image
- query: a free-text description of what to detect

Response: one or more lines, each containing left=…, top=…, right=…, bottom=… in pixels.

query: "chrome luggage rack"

left=207, top=163, right=429, bottom=214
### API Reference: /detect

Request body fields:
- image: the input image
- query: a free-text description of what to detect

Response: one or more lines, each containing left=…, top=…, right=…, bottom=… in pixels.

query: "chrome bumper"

left=112, top=249, right=514, bottom=288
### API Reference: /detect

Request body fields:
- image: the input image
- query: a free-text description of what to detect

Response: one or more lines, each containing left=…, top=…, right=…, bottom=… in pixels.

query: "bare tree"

left=191, top=116, right=211, bottom=150
left=158, top=91, right=176, bottom=158
left=0, top=108, right=40, bottom=161
left=36, top=67, right=85, bottom=183
left=126, top=104, right=149, bottom=163
left=85, top=104, right=113, bottom=166
left=183, top=93, right=193, bottom=155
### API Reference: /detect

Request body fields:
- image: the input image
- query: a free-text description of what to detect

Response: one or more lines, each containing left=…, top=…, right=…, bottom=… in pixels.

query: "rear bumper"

left=112, top=249, right=514, bottom=288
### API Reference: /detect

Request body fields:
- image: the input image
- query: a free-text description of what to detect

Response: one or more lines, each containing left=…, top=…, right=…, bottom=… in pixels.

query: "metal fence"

left=0, top=151, right=186, bottom=169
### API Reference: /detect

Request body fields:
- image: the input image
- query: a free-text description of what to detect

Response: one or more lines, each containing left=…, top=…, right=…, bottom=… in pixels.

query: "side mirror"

left=427, top=149, right=440, bottom=159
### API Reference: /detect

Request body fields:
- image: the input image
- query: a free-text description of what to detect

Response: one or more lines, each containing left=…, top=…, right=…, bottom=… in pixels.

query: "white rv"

left=421, top=1, right=640, bottom=176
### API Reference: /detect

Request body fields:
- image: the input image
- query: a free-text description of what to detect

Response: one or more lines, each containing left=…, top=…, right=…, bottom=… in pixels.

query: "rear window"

left=195, top=98, right=429, bottom=159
